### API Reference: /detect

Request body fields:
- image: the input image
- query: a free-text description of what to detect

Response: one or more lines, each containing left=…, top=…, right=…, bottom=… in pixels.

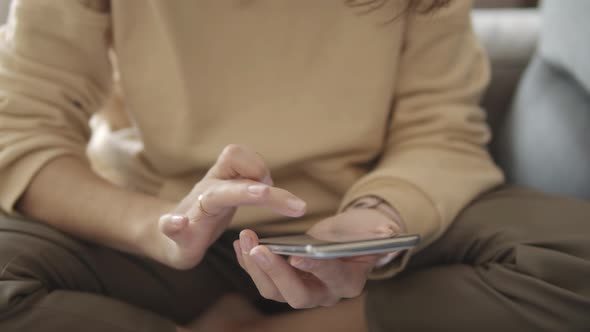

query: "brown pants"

left=0, top=187, right=589, bottom=331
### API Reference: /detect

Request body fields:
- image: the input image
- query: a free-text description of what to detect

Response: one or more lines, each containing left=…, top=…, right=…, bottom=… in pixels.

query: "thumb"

left=159, top=214, right=188, bottom=239
left=307, top=209, right=398, bottom=242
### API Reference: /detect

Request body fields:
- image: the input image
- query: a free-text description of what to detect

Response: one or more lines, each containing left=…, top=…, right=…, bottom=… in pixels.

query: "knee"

left=0, top=228, right=101, bottom=312
left=0, top=230, right=48, bottom=315
left=461, top=187, right=590, bottom=233
left=505, top=239, right=590, bottom=296
left=428, top=187, right=590, bottom=295
left=447, top=188, right=590, bottom=265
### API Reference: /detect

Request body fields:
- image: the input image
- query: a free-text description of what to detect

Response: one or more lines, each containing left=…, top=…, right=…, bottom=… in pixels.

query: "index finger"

left=190, top=180, right=306, bottom=219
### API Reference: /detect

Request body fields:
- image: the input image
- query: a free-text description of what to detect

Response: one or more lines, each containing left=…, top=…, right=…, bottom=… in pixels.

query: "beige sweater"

left=0, top=0, right=503, bottom=269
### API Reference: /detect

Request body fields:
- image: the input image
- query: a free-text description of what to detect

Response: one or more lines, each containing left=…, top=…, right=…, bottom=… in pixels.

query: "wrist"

left=344, top=195, right=406, bottom=233
left=125, top=194, right=176, bottom=262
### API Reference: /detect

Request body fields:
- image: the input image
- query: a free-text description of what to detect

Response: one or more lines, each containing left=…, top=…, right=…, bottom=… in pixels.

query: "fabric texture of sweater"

left=0, top=0, right=503, bottom=277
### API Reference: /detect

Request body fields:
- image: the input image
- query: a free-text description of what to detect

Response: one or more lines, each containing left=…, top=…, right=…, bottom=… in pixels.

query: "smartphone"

left=258, top=233, right=420, bottom=259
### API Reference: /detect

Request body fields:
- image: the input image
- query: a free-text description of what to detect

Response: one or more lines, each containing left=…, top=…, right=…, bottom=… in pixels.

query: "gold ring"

left=198, top=194, right=217, bottom=218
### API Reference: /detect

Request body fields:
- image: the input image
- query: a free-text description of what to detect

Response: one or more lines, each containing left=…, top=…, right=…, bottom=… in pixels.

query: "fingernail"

left=169, top=215, right=186, bottom=227
left=248, top=184, right=268, bottom=196
left=376, top=224, right=396, bottom=237
left=251, top=249, right=271, bottom=268
left=291, top=257, right=312, bottom=270
left=262, top=174, right=274, bottom=186
left=240, top=233, right=255, bottom=254
left=287, top=198, right=306, bottom=212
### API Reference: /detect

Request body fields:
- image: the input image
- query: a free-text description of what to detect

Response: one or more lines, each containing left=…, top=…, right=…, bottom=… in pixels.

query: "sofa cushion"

left=493, top=0, right=590, bottom=199
left=539, top=0, right=590, bottom=94
left=496, top=56, right=590, bottom=199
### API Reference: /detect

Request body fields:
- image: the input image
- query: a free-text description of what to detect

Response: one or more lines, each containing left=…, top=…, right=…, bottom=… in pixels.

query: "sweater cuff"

left=338, top=178, right=441, bottom=278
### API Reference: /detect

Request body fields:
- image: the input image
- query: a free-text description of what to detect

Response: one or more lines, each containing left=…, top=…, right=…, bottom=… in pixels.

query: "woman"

left=0, top=0, right=588, bottom=331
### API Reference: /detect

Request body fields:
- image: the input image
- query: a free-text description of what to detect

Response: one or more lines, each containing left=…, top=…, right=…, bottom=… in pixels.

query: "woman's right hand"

left=152, top=144, right=306, bottom=270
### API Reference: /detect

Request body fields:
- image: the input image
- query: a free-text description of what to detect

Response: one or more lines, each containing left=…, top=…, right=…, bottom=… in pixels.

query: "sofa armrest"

left=472, top=9, right=540, bottom=131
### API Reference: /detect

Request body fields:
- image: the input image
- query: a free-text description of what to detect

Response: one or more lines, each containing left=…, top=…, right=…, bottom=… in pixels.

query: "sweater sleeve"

left=339, top=0, right=504, bottom=278
left=0, top=0, right=112, bottom=214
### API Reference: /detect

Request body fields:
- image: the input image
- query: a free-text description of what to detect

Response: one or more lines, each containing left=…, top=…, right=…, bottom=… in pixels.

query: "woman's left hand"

left=234, top=208, right=402, bottom=309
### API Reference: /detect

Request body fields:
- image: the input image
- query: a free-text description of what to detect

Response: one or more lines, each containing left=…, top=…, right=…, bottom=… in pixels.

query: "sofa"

left=475, top=0, right=590, bottom=200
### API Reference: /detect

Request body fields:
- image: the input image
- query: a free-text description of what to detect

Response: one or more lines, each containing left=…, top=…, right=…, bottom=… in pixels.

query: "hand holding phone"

left=237, top=208, right=414, bottom=309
